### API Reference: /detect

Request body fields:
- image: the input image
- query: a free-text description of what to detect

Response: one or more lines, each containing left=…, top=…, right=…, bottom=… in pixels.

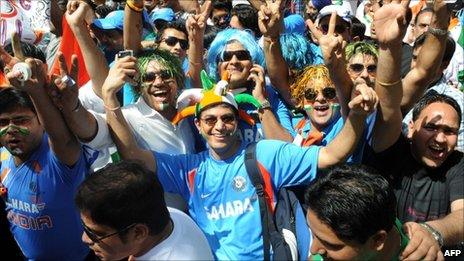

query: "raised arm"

left=318, top=83, right=378, bottom=169
left=401, top=0, right=450, bottom=113
left=370, top=0, right=410, bottom=153
left=124, top=0, right=144, bottom=54
left=7, top=59, right=80, bottom=166
left=49, top=53, right=98, bottom=142
left=66, top=0, right=109, bottom=98
left=101, top=56, right=156, bottom=171
left=258, top=0, right=293, bottom=104
left=186, top=10, right=207, bottom=89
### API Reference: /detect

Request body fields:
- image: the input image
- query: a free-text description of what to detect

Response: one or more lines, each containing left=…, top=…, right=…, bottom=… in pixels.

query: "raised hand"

left=0, top=32, right=24, bottom=74
left=248, top=64, right=267, bottom=101
left=348, top=82, right=379, bottom=115
left=48, top=52, right=79, bottom=112
left=66, top=0, right=94, bottom=27
left=258, top=0, right=284, bottom=38
left=186, top=10, right=207, bottom=39
left=373, top=0, right=411, bottom=45
left=316, top=12, right=347, bottom=66
left=6, top=58, right=47, bottom=92
left=102, top=55, right=138, bottom=96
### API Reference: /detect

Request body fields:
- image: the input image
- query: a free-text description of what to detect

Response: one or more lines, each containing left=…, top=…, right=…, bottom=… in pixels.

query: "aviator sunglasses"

left=349, top=64, right=377, bottom=75
left=200, top=114, right=236, bottom=127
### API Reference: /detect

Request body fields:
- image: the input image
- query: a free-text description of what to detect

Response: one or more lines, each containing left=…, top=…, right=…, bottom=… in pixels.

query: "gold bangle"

left=189, top=60, right=203, bottom=66
left=104, top=103, right=121, bottom=111
left=126, top=1, right=143, bottom=12
left=376, top=79, right=401, bottom=86
left=263, top=36, right=279, bottom=44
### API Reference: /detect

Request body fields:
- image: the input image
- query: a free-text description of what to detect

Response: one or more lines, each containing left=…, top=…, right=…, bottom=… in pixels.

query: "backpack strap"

left=245, top=142, right=276, bottom=261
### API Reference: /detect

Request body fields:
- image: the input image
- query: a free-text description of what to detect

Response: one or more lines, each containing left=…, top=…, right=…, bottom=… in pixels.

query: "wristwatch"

left=259, top=100, right=271, bottom=111
left=419, top=223, right=444, bottom=248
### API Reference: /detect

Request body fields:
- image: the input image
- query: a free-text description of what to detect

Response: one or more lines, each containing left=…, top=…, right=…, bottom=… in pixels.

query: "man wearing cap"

left=100, top=54, right=380, bottom=260
left=90, top=10, right=125, bottom=63
left=150, top=8, right=175, bottom=33
left=316, top=4, right=352, bottom=42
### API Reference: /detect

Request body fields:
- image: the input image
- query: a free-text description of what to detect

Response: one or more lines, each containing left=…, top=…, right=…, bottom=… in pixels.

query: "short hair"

left=231, top=4, right=261, bottom=37
left=75, top=161, right=170, bottom=239
left=280, top=33, right=316, bottom=71
left=345, top=41, right=378, bottom=62
left=212, top=0, right=232, bottom=14
left=197, top=102, right=239, bottom=119
left=412, top=90, right=462, bottom=124
left=350, top=16, right=366, bottom=41
left=204, top=25, right=220, bottom=50
left=207, top=28, right=265, bottom=81
left=414, top=7, right=433, bottom=25
left=134, top=48, right=185, bottom=94
left=0, top=88, right=36, bottom=115
left=3, top=42, right=46, bottom=63
left=305, top=164, right=397, bottom=244
left=155, top=20, right=188, bottom=44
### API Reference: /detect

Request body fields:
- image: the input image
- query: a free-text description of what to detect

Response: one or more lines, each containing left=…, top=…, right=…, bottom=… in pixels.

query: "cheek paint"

left=304, top=104, right=313, bottom=113
left=0, top=125, right=31, bottom=137
left=156, top=102, right=169, bottom=111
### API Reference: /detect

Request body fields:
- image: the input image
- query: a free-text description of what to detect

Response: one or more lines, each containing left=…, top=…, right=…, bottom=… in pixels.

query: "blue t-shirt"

left=1, top=134, right=97, bottom=260
left=237, top=86, right=294, bottom=143
left=155, top=139, right=320, bottom=260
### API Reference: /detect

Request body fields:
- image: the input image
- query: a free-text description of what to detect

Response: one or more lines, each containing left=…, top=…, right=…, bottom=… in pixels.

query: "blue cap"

left=92, top=10, right=124, bottom=31
left=150, top=8, right=175, bottom=24
left=284, top=14, right=305, bottom=35
left=311, top=0, right=332, bottom=11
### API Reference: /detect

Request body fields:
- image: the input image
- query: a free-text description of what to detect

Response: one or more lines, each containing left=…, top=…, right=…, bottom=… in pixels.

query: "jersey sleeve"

left=256, top=140, right=320, bottom=188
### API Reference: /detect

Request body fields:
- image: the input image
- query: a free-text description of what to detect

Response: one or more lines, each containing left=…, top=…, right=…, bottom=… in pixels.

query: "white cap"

left=316, top=4, right=352, bottom=24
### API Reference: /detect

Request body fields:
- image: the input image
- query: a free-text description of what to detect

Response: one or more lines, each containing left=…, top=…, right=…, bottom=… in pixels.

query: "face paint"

left=157, top=102, right=169, bottom=111
left=304, top=104, right=313, bottom=112
left=0, top=125, right=30, bottom=137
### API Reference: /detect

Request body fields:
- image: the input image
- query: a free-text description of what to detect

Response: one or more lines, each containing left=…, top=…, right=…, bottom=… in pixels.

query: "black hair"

left=231, top=4, right=261, bottom=38
left=3, top=42, right=46, bottom=64
left=204, top=25, right=220, bottom=50
left=305, top=164, right=397, bottom=244
left=75, top=161, right=170, bottom=239
left=212, top=0, right=232, bottom=14
left=155, top=20, right=188, bottom=44
left=412, top=90, right=462, bottom=124
left=0, top=88, right=36, bottom=115
left=414, top=35, right=456, bottom=65
left=350, top=16, right=366, bottom=41
left=414, top=7, right=433, bottom=25
left=197, top=102, right=239, bottom=119
left=95, top=4, right=116, bottom=18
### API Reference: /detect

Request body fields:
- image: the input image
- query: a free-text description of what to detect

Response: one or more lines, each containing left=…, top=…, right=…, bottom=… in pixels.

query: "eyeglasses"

left=349, top=64, right=377, bottom=75
left=320, top=23, right=347, bottom=35
left=142, top=70, right=173, bottom=83
left=0, top=116, right=35, bottom=128
left=161, top=36, right=189, bottom=50
left=82, top=222, right=136, bottom=243
left=212, top=14, right=230, bottom=26
left=304, top=87, right=337, bottom=101
left=200, top=114, right=236, bottom=127
left=220, top=50, right=252, bottom=62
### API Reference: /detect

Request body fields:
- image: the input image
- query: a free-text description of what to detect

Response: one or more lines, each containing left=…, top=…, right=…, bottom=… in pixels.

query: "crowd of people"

left=0, top=0, right=463, bottom=260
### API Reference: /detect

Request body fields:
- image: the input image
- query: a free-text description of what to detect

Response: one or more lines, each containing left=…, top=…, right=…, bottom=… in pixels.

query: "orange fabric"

left=49, top=16, right=89, bottom=87
left=257, top=161, right=275, bottom=214
left=449, top=17, right=459, bottom=31
left=188, top=169, right=197, bottom=194
left=294, top=118, right=324, bottom=146
left=0, top=71, right=8, bottom=87
left=411, top=0, right=426, bottom=16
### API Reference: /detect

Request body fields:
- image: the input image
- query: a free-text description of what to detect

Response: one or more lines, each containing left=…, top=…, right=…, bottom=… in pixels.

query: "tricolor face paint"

left=0, top=125, right=30, bottom=137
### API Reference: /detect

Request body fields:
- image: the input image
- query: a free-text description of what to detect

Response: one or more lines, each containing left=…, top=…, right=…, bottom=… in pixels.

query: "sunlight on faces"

left=158, top=28, right=188, bottom=60
left=307, top=210, right=375, bottom=261
left=80, top=212, right=135, bottom=261
left=141, top=60, right=178, bottom=110
left=347, top=53, right=377, bottom=88
left=304, top=78, right=339, bottom=131
left=407, top=102, right=460, bottom=168
left=0, top=108, right=43, bottom=158
left=195, top=104, right=239, bottom=156
left=218, top=41, right=253, bottom=89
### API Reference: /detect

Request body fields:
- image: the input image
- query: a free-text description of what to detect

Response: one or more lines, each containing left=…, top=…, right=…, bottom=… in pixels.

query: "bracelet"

left=126, top=1, right=143, bottom=12
left=104, top=103, right=121, bottom=111
left=189, top=60, right=203, bottom=66
left=72, top=100, right=81, bottom=112
left=419, top=223, right=444, bottom=248
left=427, top=27, right=448, bottom=36
left=263, top=36, right=279, bottom=44
left=376, top=79, right=401, bottom=87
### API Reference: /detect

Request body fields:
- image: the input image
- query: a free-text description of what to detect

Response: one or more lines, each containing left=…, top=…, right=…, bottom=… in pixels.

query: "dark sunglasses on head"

left=162, top=36, right=189, bottom=50
left=320, top=24, right=347, bottom=35
left=349, top=64, right=377, bottom=74
left=200, top=114, right=236, bottom=126
left=304, top=87, right=337, bottom=101
left=220, top=50, right=252, bottom=62
left=82, top=222, right=136, bottom=243
left=142, top=70, right=172, bottom=83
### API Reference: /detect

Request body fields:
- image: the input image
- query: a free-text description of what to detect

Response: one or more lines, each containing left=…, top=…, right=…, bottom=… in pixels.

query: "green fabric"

left=457, top=26, right=464, bottom=48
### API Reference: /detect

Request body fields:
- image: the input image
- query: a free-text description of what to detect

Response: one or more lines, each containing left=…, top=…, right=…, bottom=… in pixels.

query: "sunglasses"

left=142, top=70, right=172, bottom=83
left=349, top=64, right=377, bottom=75
left=200, top=114, right=236, bottom=127
left=82, top=222, right=136, bottom=243
left=320, top=23, right=347, bottom=35
left=304, top=87, right=337, bottom=101
left=162, top=36, right=189, bottom=50
left=212, top=14, right=230, bottom=25
left=220, top=50, right=252, bottom=62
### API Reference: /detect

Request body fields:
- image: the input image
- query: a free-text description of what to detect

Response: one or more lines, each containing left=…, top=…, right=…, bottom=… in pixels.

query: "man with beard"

left=0, top=58, right=96, bottom=259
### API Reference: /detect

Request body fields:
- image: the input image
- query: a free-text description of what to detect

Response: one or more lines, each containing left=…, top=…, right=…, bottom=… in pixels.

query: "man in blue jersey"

left=0, top=58, right=95, bottom=259
left=100, top=59, right=378, bottom=259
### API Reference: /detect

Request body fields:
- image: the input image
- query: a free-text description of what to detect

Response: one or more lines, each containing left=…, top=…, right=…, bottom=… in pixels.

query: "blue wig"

left=280, top=33, right=316, bottom=71
left=206, top=28, right=265, bottom=81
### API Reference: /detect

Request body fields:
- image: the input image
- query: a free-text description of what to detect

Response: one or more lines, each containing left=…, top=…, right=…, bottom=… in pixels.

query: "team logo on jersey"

left=232, top=176, right=247, bottom=192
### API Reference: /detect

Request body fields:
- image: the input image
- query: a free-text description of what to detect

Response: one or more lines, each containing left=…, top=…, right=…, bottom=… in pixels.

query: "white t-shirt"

left=136, top=208, right=213, bottom=260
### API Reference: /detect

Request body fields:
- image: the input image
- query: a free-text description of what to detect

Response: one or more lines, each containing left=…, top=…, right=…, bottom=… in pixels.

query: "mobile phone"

left=117, top=50, right=134, bottom=59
